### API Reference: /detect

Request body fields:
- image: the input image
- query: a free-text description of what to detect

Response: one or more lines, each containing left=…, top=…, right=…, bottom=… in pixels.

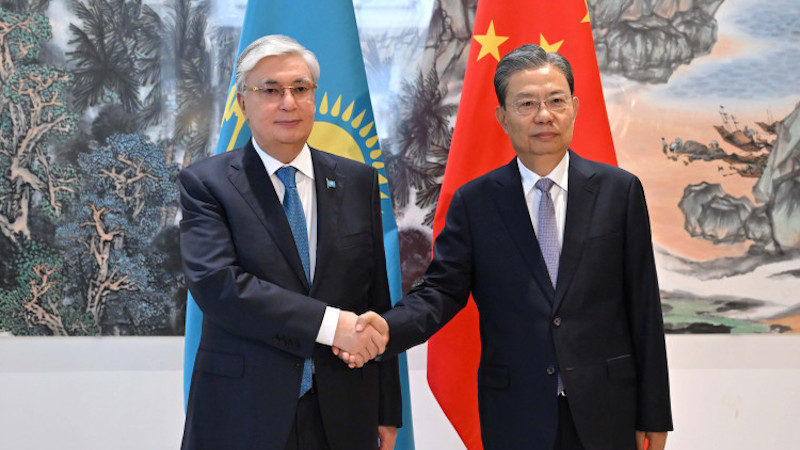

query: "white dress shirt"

left=252, top=139, right=339, bottom=346
left=518, top=152, right=570, bottom=249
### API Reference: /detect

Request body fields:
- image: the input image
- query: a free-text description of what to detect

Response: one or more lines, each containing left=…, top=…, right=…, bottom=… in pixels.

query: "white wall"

left=1, top=335, right=798, bottom=449
left=0, top=337, right=185, bottom=450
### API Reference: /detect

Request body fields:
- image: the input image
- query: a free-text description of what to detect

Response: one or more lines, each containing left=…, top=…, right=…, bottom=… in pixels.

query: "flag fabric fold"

left=183, top=1, right=414, bottom=447
left=426, top=1, right=616, bottom=448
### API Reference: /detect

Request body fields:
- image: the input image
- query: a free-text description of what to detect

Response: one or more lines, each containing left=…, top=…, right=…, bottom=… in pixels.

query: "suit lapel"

left=309, top=148, right=343, bottom=295
left=553, top=151, right=598, bottom=310
left=493, top=160, right=555, bottom=300
left=228, top=142, right=310, bottom=291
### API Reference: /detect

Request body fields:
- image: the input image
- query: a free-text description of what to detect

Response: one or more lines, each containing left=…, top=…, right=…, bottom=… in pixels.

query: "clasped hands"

left=331, top=311, right=388, bottom=368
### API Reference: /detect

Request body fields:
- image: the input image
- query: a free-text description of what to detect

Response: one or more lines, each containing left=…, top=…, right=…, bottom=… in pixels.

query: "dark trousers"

left=284, top=385, right=331, bottom=450
left=553, top=395, right=586, bottom=450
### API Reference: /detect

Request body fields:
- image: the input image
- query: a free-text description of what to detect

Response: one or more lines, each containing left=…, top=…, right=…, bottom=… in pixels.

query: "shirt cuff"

left=315, top=306, right=340, bottom=346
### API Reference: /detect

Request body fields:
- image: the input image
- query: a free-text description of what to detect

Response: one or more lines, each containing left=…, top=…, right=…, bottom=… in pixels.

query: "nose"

left=279, top=90, right=298, bottom=110
left=533, top=106, right=553, bottom=123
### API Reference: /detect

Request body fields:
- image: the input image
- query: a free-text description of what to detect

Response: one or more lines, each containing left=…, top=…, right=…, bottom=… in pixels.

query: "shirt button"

left=546, top=365, right=556, bottom=375
left=553, top=317, right=562, bottom=327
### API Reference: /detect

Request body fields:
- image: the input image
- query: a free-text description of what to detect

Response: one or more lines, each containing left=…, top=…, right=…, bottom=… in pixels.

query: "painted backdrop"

left=1, top=0, right=797, bottom=335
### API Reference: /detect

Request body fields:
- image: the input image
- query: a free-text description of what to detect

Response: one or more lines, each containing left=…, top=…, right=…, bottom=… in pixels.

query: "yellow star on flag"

left=473, top=20, right=509, bottom=61
left=539, top=34, right=564, bottom=53
left=582, top=0, right=590, bottom=23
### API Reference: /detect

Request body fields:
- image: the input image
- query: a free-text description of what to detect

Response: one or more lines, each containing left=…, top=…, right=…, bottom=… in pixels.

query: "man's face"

left=236, top=53, right=316, bottom=160
left=495, top=65, right=579, bottom=165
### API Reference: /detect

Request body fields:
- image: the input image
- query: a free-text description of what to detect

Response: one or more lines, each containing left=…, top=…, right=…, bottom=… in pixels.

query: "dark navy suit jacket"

left=383, top=151, right=672, bottom=450
left=179, top=141, right=401, bottom=450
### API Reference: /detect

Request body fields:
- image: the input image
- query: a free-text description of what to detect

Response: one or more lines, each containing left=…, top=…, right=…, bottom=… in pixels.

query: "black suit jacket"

left=179, top=141, right=401, bottom=450
left=383, top=151, right=672, bottom=450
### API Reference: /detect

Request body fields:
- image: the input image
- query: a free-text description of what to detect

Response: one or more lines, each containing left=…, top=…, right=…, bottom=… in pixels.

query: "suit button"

left=546, top=365, right=556, bottom=375
left=553, top=317, right=561, bottom=327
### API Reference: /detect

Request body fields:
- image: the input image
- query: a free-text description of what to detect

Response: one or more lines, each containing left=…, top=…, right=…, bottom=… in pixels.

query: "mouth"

left=275, top=119, right=302, bottom=127
left=532, top=132, right=557, bottom=140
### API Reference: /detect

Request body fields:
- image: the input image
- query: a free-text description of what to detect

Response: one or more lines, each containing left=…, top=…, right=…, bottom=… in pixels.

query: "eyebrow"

left=260, top=77, right=312, bottom=85
left=513, top=89, right=568, bottom=99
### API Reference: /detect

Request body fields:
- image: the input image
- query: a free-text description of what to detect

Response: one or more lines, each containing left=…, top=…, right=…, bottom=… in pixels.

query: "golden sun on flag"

left=310, top=91, right=390, bottom=198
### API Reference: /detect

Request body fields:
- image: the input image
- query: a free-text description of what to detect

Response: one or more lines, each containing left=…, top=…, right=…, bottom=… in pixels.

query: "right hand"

left=331, top=311, right=387, bottom=368
left=332, top=311, right=389, bottom=368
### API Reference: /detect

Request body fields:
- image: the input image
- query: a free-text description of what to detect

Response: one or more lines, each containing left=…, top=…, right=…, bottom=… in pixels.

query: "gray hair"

left=494, top=44, right=574, bottom=108
left=234, top=35, right=320, bottom=93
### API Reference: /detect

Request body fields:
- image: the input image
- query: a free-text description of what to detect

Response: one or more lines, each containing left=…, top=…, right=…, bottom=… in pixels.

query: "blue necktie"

left=276, top=166, right=313, bottom=397
left=535, top=177, right=564, bottom=395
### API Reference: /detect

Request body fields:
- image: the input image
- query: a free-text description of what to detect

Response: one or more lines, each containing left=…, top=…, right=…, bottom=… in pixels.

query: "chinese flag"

left=426, top=1, right=617, bottom=448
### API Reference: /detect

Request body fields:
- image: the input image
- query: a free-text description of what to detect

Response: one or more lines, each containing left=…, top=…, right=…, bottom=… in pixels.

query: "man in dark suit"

left=351, top=44, right=672, bottom=449
left=179, top=35, right=401, bottom=450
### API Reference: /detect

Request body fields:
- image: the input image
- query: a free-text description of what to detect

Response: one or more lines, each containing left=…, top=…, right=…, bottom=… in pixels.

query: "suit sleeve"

left=382, top=188, right=473, bottom=356
left=178, top=166, right=325, bottom=359
left=366, top=170, right=403, bottom=427
left=624, top=176, right=673, bottom=432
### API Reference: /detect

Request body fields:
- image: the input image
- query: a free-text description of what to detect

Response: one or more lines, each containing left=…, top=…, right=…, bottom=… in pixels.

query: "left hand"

left=636, top=430, right=667, bottom=450
left=378, top=425, right=397, bottom=450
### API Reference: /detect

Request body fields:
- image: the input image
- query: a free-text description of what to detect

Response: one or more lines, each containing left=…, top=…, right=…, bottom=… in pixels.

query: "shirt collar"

left=518, top=151, right=570, bottom=195
left=252, top=139, right=315, bottom=181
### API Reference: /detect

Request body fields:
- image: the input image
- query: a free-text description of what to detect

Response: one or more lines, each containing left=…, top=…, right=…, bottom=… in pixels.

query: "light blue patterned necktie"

left=535, top=177, right=564, bottom=395
left=276, top=166, right=313, bottom=397
left=535, top=178, right=559, bottom=288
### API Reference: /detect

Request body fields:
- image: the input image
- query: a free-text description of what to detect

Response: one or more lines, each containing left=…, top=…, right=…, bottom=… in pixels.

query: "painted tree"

left=135, top=0, right=236, bottom=245
left=68, top=0, right=223, bottom=232
left=68, top=0, right=219, bottom=160
left=0, top=9, right=79, bottom=244
left=134, top=0, right=221, bottom=165
left=0, top=1, right=50, bottom=15
left=0, top=240, right=90, bottom=335
left=67, top=0, right=148, bottom=112
left=385, top=68, right=457, bottom=226
left=0, top=3, right=232, bottom=335
left=55, top=133, right=178, bottom=332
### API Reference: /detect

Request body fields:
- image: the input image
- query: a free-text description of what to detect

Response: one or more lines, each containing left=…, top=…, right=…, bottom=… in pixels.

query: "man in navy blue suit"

left=179, top=35, right=401, bottom=450
left=351, top=44, right=672, bottom=450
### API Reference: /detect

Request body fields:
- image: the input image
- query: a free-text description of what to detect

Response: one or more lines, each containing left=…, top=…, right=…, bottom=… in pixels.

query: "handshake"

left=331, top=311, right=389, bottom=368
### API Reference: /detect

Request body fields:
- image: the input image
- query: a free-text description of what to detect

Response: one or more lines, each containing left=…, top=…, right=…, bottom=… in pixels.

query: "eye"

left=518, top=101, right=534, bottom=108
left=549, top=97, right=565, bottom=105
left=263, top=88, right=280, bottom=95
left=294, top=86, right=309, bottom=93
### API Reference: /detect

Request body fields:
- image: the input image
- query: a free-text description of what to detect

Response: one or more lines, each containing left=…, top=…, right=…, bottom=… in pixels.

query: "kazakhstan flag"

left=183, top=0, right=414, bottom=447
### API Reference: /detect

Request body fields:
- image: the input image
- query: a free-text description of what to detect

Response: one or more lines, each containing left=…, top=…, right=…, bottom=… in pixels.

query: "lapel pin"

left=326, top=178, right=336, bottom=189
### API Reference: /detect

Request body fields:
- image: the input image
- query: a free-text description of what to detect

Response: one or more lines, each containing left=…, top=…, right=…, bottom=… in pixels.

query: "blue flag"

left=183, top=1, right=414, bottom=447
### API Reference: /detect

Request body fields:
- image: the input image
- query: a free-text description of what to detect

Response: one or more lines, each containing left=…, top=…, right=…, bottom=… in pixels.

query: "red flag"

left=426, top=1, right=616, bottom=448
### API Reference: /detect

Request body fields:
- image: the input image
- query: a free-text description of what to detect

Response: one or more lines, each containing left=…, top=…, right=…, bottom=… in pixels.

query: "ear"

left=495, top=105, right=509, bottom=134
left=236, top=92, right=247, bottom=116
left=571, top=95, right=580, bottom=123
